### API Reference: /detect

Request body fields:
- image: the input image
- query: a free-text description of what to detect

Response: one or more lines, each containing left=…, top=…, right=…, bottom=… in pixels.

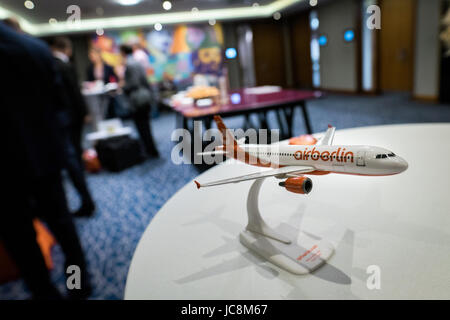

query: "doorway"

left=379, top=0, right=416, bottom=92
left=290, top=11, right=313, bottom=89
left=251, top=20, right=287, bottom=87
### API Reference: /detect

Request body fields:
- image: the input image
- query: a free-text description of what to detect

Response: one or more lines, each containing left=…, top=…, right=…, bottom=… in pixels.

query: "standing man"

left=120, top=44, right=159, bottom=158
left=0, top=22, right=91, bottom=299
left=50, top=37, right=95, bottom=217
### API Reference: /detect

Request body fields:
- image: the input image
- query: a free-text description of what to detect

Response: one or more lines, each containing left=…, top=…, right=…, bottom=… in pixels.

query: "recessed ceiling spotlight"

left=309, top=0, right=318, bottom=7
left=252, top=2, right=259, bottom=8
left=116, top=0, right=142, bottom=6
left=162, top=1, right=172, bottom=11
left=208, top=19, right=216, bottom=26
left=154, top=23, right=162, bottom=31
left=48, top=18, right=58, bottom=25
left=191, top=7, right=199, bottom=13
left=96, top=7, right=104, bottom=16
left=96, top=28, right=104, bottom=36
left=273, top=12, right=281, bottom=20
left=24, top=1, right=34, bottom=10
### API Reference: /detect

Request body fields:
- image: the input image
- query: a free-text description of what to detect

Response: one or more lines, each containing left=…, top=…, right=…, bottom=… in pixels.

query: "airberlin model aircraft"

left=194, top=116, right=408, bottom=194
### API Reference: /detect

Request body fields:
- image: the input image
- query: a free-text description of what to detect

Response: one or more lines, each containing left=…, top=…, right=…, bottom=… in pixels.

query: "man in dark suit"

left=120, top=44, right=159, bottom=158
left=50, top=36, right=95, bottom=217
left=0, top=22, right=90, bottom=299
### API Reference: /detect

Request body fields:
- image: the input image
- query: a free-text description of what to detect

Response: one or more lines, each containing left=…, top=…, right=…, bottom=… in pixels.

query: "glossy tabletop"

left=172, top=89, right=322, bottom=118
left=125, top=123, right=450, bottom=299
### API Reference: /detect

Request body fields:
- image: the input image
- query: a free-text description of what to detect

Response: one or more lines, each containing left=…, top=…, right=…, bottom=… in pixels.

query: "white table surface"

left=125, top=124, right=450, bottom=300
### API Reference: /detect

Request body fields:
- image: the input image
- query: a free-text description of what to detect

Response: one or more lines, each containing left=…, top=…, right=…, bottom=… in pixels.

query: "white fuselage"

left=240, top=144, right=408, bottom=176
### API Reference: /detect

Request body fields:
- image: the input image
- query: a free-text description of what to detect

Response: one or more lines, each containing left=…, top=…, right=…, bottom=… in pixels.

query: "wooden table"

left=167, top=89, right=323, bottom=139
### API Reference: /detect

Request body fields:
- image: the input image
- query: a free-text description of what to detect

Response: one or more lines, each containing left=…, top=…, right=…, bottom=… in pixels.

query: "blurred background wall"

left=34, top=0, right=448, bottom=103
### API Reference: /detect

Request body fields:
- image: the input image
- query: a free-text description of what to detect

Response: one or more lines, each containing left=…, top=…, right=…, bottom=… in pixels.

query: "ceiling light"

left=96, top=7, right=104, bottom=16
left=116, top=0, right=142, bottom=6
left=208, top=19, right=216, bottom=26
left=96, top=27, right=104, bottom=36
left=309, top=0, right=318, bottom=6
left=252, top=3, right=259, bottom=7
left=48, top=18, right=57, bottom=25
left=154, top=23, right=162, bottom=31
left=191, top=7, right=198, bottom=13
left=273, top=12, right=281, bottom=20
left=24, top=1, right=34, bottom=10
left=162, top=1, right=172, bottom=11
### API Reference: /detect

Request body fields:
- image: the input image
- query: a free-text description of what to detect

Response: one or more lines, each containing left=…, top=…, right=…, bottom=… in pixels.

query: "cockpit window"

left=375, top=154, right=388, bottom=159
left=387, top=153, right=395, bottom=157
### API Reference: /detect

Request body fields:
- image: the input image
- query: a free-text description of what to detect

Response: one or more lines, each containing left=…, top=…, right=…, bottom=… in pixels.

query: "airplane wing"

left=194, top=166, right=315, bottom=189
left=315, top=125, right=336, bottom=146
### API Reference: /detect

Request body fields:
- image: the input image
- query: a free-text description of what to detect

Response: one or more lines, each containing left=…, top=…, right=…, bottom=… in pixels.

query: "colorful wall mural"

left=90, top=24, right=224, bottom=84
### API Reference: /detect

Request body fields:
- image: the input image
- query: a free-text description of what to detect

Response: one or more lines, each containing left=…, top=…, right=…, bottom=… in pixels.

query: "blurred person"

left=50, top=36, right=95, bottom=218
left=86, top=47, right=117, bottom=84
left=0, top=22, right=91, bottom=299
left=87, top=47, right=119, bottom=118
left=119, top=44, right=159, bottom=158
left=132, top=42, right=151, bottom=70
left=1, top=17, right=22, bottom=33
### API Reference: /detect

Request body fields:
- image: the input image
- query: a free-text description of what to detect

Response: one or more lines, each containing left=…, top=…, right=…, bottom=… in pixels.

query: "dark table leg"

left=299, top=101, right=313, bottom=134
left=276, top=109, right=288, bottom=140
left=243, top=114, right=251, bottom=130
left=283, top=105, right=295, bottom=138
left=258, top=112, right=269, bottom=131
left=203, top=116, right=213, bottom=131
left=202, top=116, right=213, bottom=154
left=176, top=112, right=186, bottom=130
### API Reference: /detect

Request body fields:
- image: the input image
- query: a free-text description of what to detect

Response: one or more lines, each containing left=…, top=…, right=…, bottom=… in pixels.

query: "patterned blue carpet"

left=1, top=93, right=449, bottom=299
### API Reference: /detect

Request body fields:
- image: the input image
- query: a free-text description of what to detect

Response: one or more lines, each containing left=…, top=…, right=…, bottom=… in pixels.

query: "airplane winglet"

left=194, top=180, right=201, bottom=189
left=328, top=124, right=333, bottom=128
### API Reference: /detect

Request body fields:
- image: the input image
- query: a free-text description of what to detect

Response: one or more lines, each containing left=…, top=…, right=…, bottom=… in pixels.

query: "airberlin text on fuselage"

left=294, top=147, right=354, bottom=163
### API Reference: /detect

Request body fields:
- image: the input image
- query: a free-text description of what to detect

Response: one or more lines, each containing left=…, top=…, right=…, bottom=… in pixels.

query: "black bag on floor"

left=95, top=136, right=143, bottom=172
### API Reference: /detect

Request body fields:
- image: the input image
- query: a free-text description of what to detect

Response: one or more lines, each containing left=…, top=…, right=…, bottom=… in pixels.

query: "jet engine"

left=279, top=177, right=313, bottom=194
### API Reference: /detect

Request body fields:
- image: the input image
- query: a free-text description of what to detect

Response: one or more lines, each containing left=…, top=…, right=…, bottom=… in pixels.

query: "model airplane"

left=194, top=116, right=408, bottom=194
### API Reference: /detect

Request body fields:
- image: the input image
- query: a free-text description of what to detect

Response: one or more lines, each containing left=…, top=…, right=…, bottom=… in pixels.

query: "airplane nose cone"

left=396, top=157, right=408, bottom=173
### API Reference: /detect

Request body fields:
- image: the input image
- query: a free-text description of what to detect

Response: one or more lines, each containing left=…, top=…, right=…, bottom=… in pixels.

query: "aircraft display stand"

left=239, top=178, right=334, bottom=275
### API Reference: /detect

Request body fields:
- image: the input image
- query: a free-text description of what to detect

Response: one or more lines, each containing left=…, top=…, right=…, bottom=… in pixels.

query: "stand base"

left=240, top=223, right=334, bottom=275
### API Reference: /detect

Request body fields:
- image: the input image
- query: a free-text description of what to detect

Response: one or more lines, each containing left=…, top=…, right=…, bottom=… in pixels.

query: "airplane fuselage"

left=240, top=144, right=408, bottom=176
left=195, top=116, right=409, bottom=191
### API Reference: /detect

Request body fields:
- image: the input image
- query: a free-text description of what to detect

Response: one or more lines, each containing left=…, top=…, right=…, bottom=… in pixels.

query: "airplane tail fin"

left=213, top=115, right=238, bottom=149
left=315, top=125, right=336, bottom=146
left=212, top=115, right=271, bottom=168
